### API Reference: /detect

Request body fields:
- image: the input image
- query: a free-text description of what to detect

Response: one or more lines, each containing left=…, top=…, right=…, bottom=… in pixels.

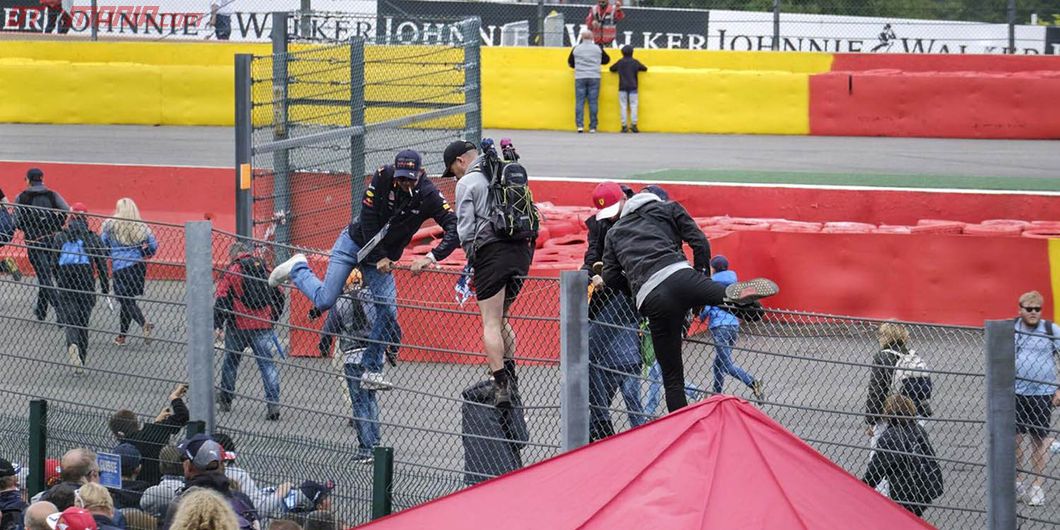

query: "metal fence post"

left=185, top=420, right=206, bottom=438
left=371, top=446, right=394, bottom=519
left=559, top=270, right=589, bottom=451
left=772, top=0, right=780, bottom=51
left=349, top=36, right=366, bottom=222
left=1007, top=0, right=1016, bottom=54
left=185, top=221, right=216, bottom=434
left=272, top=11, right=291, bottom=251
left=27, top=399, right=47, bottom=497
left=299, top=0, right=311, bottom=38
left=985, top=319, right=1017, bottom=530
left=235, top=54, right=254, bottom=238
left=461, top=18, right=482, bottom=144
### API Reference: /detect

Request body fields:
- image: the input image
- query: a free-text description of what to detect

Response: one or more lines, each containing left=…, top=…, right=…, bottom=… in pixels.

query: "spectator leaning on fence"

left=15, top=168, right=70, bottom=322
left=0, top=458, right=26, bottom=530
left=161, top=434, right=258, bottom=530
left=318, top=271, right=385, bottom=462
left=601, top=189, right=778, bottom=413
left=584, top=182, right=645, bottom=441
left=102, top=197, right=158, bottom=347
left=51, top=203, right=109, bottom=375
left=109, top=383, right=190, bottom=485
left=216, top=241, right=286, bottom=421
left=269, top=150, right=460, bottom=390
left=0, top=185, right=23, bottom=281
left=1014, top=290, right=1060, bottom=507
left=140, top=445, right=185, bottom=518
left=585, top=0, right=624, bottom=46
left=568, top=28, right=610, bottom=134
left=862, top=394, right=942, bottom=518
left=608, top=45, right=646, bottom=134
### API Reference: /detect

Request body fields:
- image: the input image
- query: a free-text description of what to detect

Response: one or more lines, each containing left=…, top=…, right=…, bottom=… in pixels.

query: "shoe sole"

left=268, top=254, right=306, bottom=287
left=725, top=278, right=779, bottom=304
left=361, top=383, right=393, bottom=391
left=68, top=344, right=83, bottom=375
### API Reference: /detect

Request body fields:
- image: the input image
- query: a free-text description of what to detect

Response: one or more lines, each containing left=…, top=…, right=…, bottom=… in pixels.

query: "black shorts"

left=1016, top=394, right=1053, bottom=438
left=472, top=240, right=533, bottom=303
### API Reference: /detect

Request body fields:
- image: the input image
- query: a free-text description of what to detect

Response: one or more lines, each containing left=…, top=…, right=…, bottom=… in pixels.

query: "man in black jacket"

left=14, top=168, right=70, bottom=321
left=601, top=190, right=778, bottom=413
left=160, top=434, right=258, bottom=530
left=108, top=383, right=190, bottom=485
left=50, top=205, right=108, bottom=374
left=270, top=150, right=460, bottom=388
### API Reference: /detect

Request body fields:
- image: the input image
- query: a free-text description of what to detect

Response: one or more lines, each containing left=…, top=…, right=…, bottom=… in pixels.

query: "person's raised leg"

left=275, top=229, right=360, bottom=311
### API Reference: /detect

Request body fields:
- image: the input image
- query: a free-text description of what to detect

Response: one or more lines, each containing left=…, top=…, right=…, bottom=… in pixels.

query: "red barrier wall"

left=830, top=54, right=1060, bottom=73
left=712, top=230, right=1054, bottom=326
left=809, top=70, right=1060, bottom=139
left=530, top=180, right=1060, bottom=226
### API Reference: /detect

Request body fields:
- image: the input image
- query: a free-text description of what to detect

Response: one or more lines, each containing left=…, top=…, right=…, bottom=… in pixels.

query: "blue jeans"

left=589, top=363, right=646, bottom=440
left=644, top=361, right=704, bottom=416
left=292, top=228, right=360, bottom=312
left=220, top=328, right=281, bottom=405
left=344, top=362, right=380, bottom=456
left=574, top=78, right=601, bottom=129
left=360, top=265, right=401, bottom=373
left=711, top=325, right=755, bottom=393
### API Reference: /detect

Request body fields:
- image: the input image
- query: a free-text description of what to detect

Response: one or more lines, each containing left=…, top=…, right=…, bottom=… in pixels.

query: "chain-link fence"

left=3, top=202, right=1059, bottom=528
left=1014, top=318, right=1060, bottom=530
left=241, top=15, right=480, bottom=250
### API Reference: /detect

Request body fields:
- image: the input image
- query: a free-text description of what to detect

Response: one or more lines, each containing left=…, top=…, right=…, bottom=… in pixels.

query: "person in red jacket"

left=585, top=0, right=624, bottom=46
left=215, top=242, right=286, bottom=421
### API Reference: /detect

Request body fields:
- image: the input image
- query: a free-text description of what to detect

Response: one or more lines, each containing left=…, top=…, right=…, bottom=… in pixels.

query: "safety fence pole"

left=27, top=399, right=47, bottom=497
left=184, top=221, right=216, bottom=434
left=371, top=446, right=395, bottom=519
left=559, top=270, right=589, bottom=451
left=985, top=319, right=1017, bottom=530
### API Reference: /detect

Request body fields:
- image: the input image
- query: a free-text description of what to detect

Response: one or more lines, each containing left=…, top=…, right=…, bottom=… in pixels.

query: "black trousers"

left=58, top=291, right=96, bottom=363
left=27, top=242, right=56, bottom=319
left=118, top=297, right=145, bottom=335
left=640, top=268, right=727, bottom=413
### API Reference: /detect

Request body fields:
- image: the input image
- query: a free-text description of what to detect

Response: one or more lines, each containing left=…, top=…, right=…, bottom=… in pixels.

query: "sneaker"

left=631, top=125, right=639, bottom=133
left=494, top=382, right=513, bottom=409
left=577, top=127, right=584, bottom=134
left=143, top=322, right=155, bottom=345
left=355, top=454, right=374, bottom=465
left=217, top=396, right=232, bottom=413
left=265, top=405, right=280, bottom=421
left=268, top=253, right=307, bottom=287
left=1017, top=481, right=1028, bottom=503
left=385, top=345, right=400, bottom=367
left=68, top=344, right=83, bottom=375
left=361, top=371, right=393, bottom=391
left=751, top=379, right=766, bottom=401
left=114, top=336, right=127, bottom=346
left=621, top=126, right=628, bottom=133
left=724, top=278, right=779, bottom=305
left=1028, top=485, right=1046, bottom=506
left=589, top=129, right=597, bottom=134
left=2, top=257, right=21, bottom=281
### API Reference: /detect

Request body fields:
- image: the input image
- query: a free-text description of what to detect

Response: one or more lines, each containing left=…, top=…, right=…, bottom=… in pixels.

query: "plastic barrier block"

left=1023, top=229, right=1060, bottom=239
left=822, top=221, right=875, bottom=233
left=830, top=53, right=1060, bottom=73
left=963, top=224, right=1023, bottom=237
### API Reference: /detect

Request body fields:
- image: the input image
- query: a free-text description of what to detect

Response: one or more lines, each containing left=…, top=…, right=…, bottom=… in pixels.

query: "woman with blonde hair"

left=102, top=198, right=158, bottom=346
left=76, top=482, right=122, bottom=530
left=168, top=489, right=239, bottom=530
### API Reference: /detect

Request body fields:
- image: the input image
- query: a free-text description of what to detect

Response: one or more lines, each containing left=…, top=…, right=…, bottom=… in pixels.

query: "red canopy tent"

left=358, top=395, right=934, bottom=529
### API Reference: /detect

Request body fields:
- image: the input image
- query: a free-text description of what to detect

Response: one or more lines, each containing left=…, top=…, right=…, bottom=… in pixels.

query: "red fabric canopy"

left=358, top=395, right=934, bottom=530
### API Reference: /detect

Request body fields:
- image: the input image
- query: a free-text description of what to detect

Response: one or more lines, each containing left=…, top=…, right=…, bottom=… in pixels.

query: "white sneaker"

left=1028, top=485, right=1046, bottom=507
left=68, top=344, right=83, bottom=375
left=268, top=253, right=307, bottom=287
left=1017, top=481, right=1027, bottom=503
left=361, top=371, right=393, bottom=391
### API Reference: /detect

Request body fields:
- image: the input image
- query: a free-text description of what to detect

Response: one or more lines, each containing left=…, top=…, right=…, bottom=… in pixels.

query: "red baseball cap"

left=71, top=202, right=88, bottom=213
left=44, top=458, right=61, bottom=485
left=47, top=507, right=98, bottom=530
left=591, top=182, right=625, bottom=220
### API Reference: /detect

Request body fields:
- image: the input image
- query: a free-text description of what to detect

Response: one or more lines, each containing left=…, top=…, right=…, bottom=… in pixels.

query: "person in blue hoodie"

left=51, top=204, right=109, bottom=374
left=102, top=198, right=158, bottom=346
left=699, top=255, right=764, bottom=401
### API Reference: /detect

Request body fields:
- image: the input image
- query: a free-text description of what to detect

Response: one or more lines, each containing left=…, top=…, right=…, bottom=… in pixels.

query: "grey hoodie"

left=453, top=155, right=501, bottom=256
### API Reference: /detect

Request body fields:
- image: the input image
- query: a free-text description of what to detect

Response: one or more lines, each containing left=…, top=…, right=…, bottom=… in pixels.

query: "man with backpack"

left=269, top=150, right=460, bottom=389
left=452, top=139, right=539, bottom=408
left=216, top=241, right=286, bottom=421
left=1013, top=290, right=1060, bottom=506
left=160, top=434, right=259, bottom=530
left=14, top=168, right=69, bottom=321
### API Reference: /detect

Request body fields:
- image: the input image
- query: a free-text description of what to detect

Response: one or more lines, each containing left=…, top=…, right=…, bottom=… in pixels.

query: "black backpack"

left=19, top=191, right=65, bottom=240
left=237, top=256, right=281, bottom=311
left=483, top=157, right=539, bottom=242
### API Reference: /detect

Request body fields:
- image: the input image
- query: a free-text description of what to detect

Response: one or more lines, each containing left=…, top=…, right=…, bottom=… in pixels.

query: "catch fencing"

left=238, top=12, right=481, bottom=249
left=0, top=204, right=1057, bottom=528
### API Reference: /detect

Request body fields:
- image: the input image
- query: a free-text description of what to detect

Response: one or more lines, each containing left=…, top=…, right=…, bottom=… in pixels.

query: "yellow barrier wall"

left=0, top=42, right=830, bottom=133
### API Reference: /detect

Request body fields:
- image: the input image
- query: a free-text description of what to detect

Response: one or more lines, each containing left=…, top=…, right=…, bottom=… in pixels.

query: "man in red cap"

left=47, top=507, right=98, bottom=530
left=583, top=182, right=645, bottom=440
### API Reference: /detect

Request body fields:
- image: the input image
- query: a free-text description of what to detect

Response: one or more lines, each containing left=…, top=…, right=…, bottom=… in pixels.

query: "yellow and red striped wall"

left=1, top=41, right=1059, bottom=138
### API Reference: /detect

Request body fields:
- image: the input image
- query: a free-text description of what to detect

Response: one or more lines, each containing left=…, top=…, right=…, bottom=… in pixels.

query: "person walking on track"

left=102, top=198, right=158, bottom=346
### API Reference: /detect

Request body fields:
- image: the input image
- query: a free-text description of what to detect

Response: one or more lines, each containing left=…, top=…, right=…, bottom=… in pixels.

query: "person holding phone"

left=108, top=384, right=190, bottom=485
